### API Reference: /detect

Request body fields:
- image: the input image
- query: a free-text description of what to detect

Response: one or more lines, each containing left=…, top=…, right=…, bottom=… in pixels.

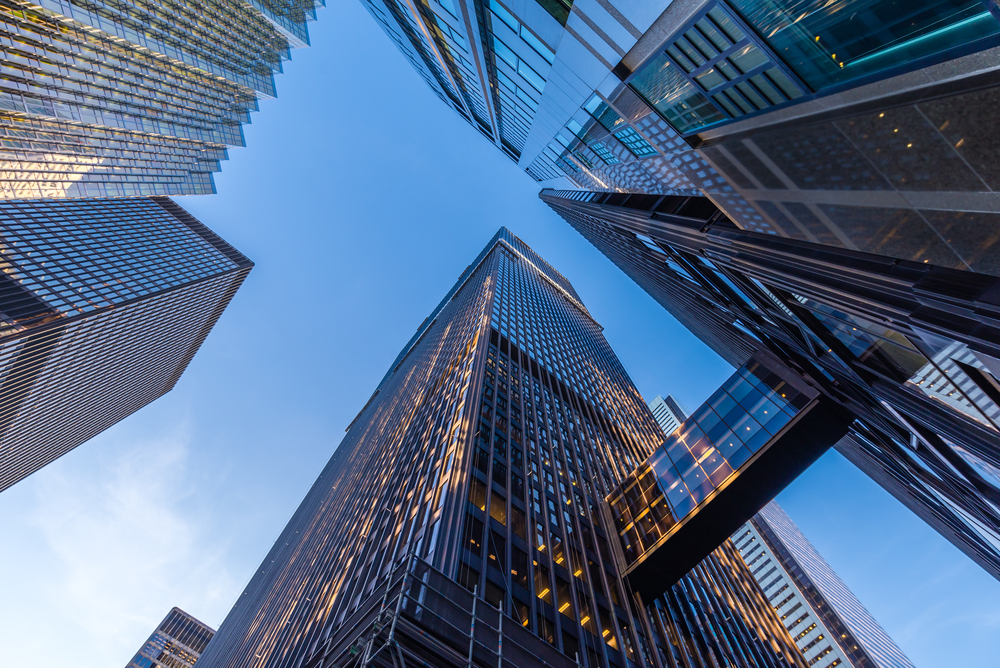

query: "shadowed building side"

left=0, top=196, right=252, bottom=492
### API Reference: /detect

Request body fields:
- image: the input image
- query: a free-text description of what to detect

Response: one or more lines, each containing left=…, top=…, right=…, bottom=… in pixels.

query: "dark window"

left=493, top=459, right=508, bottom=487
left=464, top=515, right=484, bottom=556
left=511, top=547, right=529, bottom=588
left=474, top=447, right=490, bottom=475
left=512, top=473, right=525, bottom=501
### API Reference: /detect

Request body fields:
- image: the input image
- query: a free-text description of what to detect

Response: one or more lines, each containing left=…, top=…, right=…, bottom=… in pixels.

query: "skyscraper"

left=647, top=394, right=685, bottom=436
left=0, top=196, right=252, bottom=492
left=0, top=0, right=321, bottom=199
left=198, top=228, right=806, bottom=668
left=538, top=188, right=1000, bottom=584
left=359, top=0, right=1000, bottom=272
left=125, top=607, right=216, bottom=668
left=733, top=502, right=916, bottom=668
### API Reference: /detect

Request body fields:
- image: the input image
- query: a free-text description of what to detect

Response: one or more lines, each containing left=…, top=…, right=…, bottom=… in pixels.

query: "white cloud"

left=0, top=417, right=238, bottom=668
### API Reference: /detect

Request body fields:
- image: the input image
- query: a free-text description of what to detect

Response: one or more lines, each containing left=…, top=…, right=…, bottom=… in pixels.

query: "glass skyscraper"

left=647, top=394, right=685, bottom=437
left=198, top=228, right=807, bottom=668
left=733, top=502, right=916, bottom=668
left=0, top=196, right=252, bottom=492
left=125, top=607, right=216, bottom=668
left=538, top=188, right=1000, bottom=587
left=0, top=0, right=321, bottom=198
left=360, top=0, right=1000, bottom=275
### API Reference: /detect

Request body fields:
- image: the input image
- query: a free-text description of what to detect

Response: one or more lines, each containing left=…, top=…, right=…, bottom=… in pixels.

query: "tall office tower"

left=361, top=0, right=1000, bottom=271
left=198, top=228, right=807, bottom=668
left=0, top=196, right=252, bottom=492
left=538, top=188, right=1000, bottom=586
left=647, top=394, right=685, bottom=436
left=734, top=502, right=915, bottom=668
left=125, top=607, right=216, bottom=668
left=0, top=0, right=321, bottom=199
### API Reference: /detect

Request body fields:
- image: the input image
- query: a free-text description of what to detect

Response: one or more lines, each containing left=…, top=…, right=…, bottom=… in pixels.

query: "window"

left=534, top=561, right=553, bottom=603
left=512, top=506, right=527, bottom=539
left=463, top=515, right=484, bottom=555
left=614, top=127, right=658, bottom=157
left=490, top=491, right=508, bottom=524
left=589, top=142, right=619, bottom=165
left=556, top=577, right=573, bottom=618
left=630, top=4, right=804, bottom=134
left=489, top=0, right=555, bottom=63
left=729, top=0, right=1000, bottom=90
left=491, top=35, right=546, bottom=93
left=511, top=546, right=529, bottom=587
left=469, top=477, right=487, bottom=511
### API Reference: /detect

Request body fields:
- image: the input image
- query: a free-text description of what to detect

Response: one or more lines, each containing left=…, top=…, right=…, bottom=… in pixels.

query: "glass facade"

left=126, top=607, right=216, bottom=668
left=0, top=196, right=252, bottom=492
left=0, top=0, right=321, bottom=198
left=629, top=0, right=1000, bottom=136
left=198, top=228, right=807, bottom=668
left=354, top=0, right=1000, bottom=272
left=729, top=0, right=1000, bottom=90
left=540, top=188, right=1000, bottom=585
left=647, top=394, right=685, bottom=436
left=733, top=502, right=916, bottom=668
left=609, top=360, right=808, bottom=570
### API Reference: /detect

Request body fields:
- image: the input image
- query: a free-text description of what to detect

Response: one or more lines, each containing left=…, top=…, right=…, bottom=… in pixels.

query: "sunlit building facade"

left=539, top=188, right=1000, bottom=585
left=647, top=394, right=684, bottom=436
left=125, top=607, right=216, bottom=668
left=0, top=196, right=252, bottom=492
left=198, top=227, right=807, bottom=668
left=733, top=502, right=915, bottom=668
left=0, top=0, right=321, bottom=198
left=361, top=0, right=1000, bottom=276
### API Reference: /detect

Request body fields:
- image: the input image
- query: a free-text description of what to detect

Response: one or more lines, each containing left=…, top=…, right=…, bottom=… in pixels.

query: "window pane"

left=630, top=53, right=727, bottom=134
left=728, top=0, right=1000, bottom=90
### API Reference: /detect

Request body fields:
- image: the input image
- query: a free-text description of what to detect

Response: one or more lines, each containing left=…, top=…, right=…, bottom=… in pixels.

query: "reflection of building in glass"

left=361, top=0, right=1000, bottom=275
left=198, top=228, right=807, bottom=668
left=647, top=394, right=685, bottom=436
left=0, top=197, right=252, bottom=492
left=0, top=0, right=321, bottom=198
left=540, top=188, right=1000, bottom=585
left=125, top=607, right=215, bottom=668
left=734, top=502, right=916, bottom=668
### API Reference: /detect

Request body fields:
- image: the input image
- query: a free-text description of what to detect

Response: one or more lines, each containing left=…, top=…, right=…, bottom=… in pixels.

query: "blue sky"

left=0, top=3, right=998, bottom=667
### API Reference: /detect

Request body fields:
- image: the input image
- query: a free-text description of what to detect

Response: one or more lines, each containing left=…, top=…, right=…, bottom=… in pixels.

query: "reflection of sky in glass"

left=609, top=359, right=809, bottom=566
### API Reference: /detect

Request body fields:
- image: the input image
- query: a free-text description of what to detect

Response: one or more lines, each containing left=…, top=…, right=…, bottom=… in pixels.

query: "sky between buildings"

left=0, top=3, right=997, bottom=667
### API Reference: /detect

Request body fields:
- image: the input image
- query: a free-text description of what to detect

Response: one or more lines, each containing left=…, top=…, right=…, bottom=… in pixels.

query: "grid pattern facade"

left=539, top=188, right=1000, bottom=585
left=0, top=0, right=321, bottom=198
left=734, top=502, right=915, bottom=668
left=0, top=196, right=252, bottom=492
left=357, top=0, right=567, bottom=162
left=198, top=228, right=806, bottom=668
left=647, top=395, right=685, bottom=437
left=610, top=360, right=808, bottom=570
left=126, top=607, right=216, bottom=668
left=361, top=0, right=1000, bottom=276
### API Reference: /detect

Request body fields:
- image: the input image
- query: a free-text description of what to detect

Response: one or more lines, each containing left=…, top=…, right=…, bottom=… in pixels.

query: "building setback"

left=0, top=0, right=321, bottom=199
left=734, top=502, right=915, bottom=668
left=197, top=228, right=805, bottom=668
left=0, top=196, right=252, bottom=492
left=125, top=607, right=216, bottom=668
left=358, top=0, right=1000, bottom=275
left=539, top=188, right=1000, bottom=585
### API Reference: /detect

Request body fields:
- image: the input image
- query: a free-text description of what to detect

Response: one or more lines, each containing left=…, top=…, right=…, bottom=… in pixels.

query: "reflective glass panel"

left=728, top=0, right=1000, bottom=90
